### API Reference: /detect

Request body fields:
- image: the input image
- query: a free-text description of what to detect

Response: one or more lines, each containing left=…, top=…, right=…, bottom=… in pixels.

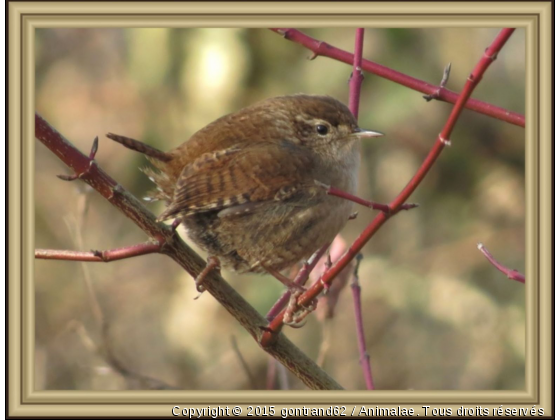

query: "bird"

left=106, top=94, right=383, bottom=283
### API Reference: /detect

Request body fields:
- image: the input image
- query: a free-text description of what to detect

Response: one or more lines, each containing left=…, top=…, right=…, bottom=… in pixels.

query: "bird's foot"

left=194, top=256, right=221, bottom=299
left=282, top=289, right=318, bottom=327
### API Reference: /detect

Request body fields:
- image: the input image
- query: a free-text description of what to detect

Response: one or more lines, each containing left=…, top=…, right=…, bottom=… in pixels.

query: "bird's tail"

left=106, top=133, right=172, bottom=162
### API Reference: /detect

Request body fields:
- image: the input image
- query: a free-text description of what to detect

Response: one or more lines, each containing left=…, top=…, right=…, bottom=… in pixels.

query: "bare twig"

left=350, top=254, right=374, bottom=390
left=261, top=28, right=517, bottom=347
left=270, top=28, right=524, bottom=127
left=317, top=182, right=418, bottom=214
left=348, top=28, right=365, bottom=118
left=423, top=62, right=452, bottom=101
left=35, top=241, right=164, bottom=262
left=265, top=357, right=277, bottom=390
left=477, top=243, right=525, bottom=283
left=348, top=30, right=374, bottom=390
left=231, top=336, right=258, bottom=389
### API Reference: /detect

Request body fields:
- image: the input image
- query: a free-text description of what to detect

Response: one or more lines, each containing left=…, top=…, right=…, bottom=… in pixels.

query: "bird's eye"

left=315, top=124, right=329, bottom=136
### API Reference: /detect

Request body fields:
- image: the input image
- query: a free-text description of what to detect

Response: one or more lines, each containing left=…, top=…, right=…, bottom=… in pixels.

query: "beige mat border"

left=8, top=1, right=551, bottom=417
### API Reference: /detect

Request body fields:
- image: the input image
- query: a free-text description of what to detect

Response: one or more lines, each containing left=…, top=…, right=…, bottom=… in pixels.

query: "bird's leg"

left=265, top=267, right=306, bottom=292
left=264, top=266, right=318, bottom=327
left=194, top=256, right=221, bottom=299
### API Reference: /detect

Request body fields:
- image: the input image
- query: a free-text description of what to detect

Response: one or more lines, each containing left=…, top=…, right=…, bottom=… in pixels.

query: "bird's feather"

left=156, top=142, right=315, bottom=221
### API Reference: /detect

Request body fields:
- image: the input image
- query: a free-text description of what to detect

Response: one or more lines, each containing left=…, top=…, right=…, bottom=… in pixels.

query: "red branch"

left=261, top=28, right=517, bottom=347
left=478, top=243, right=526, bottom=284
left=35, top=242, right=164, bottom=262
left=348, top=28, right=365, bottom=118
left=349, top=255, right=375, bottom=390
left=270, top=28, right=525, bottom=128
left=347, top=28, right=375, bottom=391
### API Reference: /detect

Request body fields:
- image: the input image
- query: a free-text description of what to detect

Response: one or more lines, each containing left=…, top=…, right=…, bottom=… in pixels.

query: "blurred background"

left=35, top=28, right=525, bottom=391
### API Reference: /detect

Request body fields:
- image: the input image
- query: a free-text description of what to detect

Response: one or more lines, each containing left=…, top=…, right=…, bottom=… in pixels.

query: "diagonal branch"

left=261, top=28, right=517, bottom=347
left=35, top=113, right=343, bottom=390
left=270, top=28, right=525, bottom=128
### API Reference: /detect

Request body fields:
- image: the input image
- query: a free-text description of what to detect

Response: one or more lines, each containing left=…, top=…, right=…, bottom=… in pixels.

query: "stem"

left=348, top=28, right=365, bottom=118
left=270, top=28, right=524, bottom=128
left=324, top=184, right=418, bottom=214
left=35, top=241, right=163, bottom=262
left=348, top=30, right=375, bottom=390
left=261, top=28, right=517, bottom=347
left=478, top=243, right=525, bottom=284
left=350, top=255, right=375, bottom=390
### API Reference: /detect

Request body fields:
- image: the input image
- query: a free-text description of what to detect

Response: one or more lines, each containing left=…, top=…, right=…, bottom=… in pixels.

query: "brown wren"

left=106, top=94, right=382, bottom=276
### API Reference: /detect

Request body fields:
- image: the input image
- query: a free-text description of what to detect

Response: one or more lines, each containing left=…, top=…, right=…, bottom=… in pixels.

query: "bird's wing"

left=156, top=142, right=315, bottom=221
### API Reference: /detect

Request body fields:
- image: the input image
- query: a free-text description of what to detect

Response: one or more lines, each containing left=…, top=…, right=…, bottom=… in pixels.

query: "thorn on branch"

left=348, top=69, right=364, bottom=85
left=275, top=28, right=289, bottom=38
left=397, top=203, right=420, bottom=211
left=325, top=253, right=333, bottom=271
left=352, top=253, right=364, bottom=280
left=423, top=62, right=452, bottom=102
left=307, top=41, right=327, bottom=60
left=56, top=173, right=79, bottom=181
left=484, top=47, right=498, bottom=61
left=438, top=134, right=452, bottom=147
left=57, top=136, right=100, bottom=181
left=91, top=249, right=108, bottom=262
left=320, top=253, right=333, bottom=293
left=108, top=183, right=125, bottom=200
left=89, top=136, right=99, bottom=159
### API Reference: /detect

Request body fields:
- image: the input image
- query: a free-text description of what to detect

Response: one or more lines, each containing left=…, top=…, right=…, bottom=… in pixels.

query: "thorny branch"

left=346, top=27, right=375, bottom=390
left=260, top=28, right=518, bottom=347
left=270, top=28, right=524, bottom=128
left=478, top=243, right=526, bottom=284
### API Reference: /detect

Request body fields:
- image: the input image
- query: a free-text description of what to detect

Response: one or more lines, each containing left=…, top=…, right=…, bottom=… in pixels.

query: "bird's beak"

left=351, top=128, right=384, bottom=139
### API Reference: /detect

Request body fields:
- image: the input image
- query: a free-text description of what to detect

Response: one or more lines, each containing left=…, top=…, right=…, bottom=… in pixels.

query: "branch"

left=348, top=28, right=365, bottom=118
left=350, top=254, right=375, bottom=390
left=35, top=241, right=163, bottom=262
left=261, top=28, right=517, bottom=347
left=35, top=113, right=343, bottom=390
left=477, top=243, right=525, bottom=284
left=319, top=183, right=418, bottom=214
left=270, top=28, right=524, bottom=128
left=348, top=28, right=374, bottom=390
